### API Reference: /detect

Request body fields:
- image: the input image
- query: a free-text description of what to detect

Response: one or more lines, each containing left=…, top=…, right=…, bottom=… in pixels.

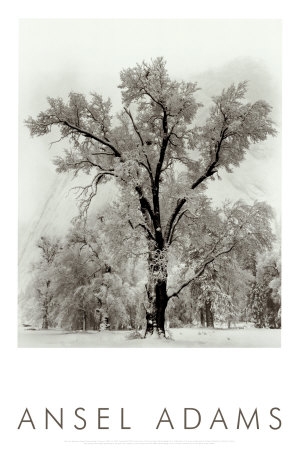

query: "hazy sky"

left=19, top=19, right=281, bottom=278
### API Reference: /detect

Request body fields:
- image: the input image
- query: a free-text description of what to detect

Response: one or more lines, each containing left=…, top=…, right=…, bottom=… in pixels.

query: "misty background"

left=19, top=19, right=281, bottom=289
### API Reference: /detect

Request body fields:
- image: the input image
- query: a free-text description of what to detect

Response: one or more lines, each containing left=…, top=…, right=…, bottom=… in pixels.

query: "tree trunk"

left=42, top=282, right=52, bottom=330
left=42, top=314, right=49, bottom=330
left=82, top=311, right=87, bottom=332
left=143, top=243, right=169, bottom=338
left=42, top=303, right=49, bottom=329
left=144, top=279, right=168, bottom=338
left=205, top=300, right=214, bottom=328
left=99, top=308, right=108, bottom=331
left=200, top=307, right=206, bottom=327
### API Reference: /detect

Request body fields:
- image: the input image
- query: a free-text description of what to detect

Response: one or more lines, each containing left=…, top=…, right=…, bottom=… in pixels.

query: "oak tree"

left=26, top=58, right=277, bottom=337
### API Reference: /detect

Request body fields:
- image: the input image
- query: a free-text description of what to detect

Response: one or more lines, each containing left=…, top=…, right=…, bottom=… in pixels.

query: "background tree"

left=190, top=257, right=254, bottom=328
left=25, top=57, right=277, bottom=337
left=39, top=217, right=145, bottom=332
left=50, top=221, right=112, bottom=331
left=213, top=256, right=254, bottom=327
left=247, top=247, right=281, bottom=328
left=35, top=236, right=61, bottom=329
left=171, top=199, right=274, bottom=327
left=19, top=236, right=61, bottom=329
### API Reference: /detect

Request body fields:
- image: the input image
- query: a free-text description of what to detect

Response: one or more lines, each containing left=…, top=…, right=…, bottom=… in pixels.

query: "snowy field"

left=18, top=327, right=281, bottom=348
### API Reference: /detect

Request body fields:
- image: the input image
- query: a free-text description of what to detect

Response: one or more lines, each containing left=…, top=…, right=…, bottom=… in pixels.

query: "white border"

left=1, top=1, right=299, bottom=449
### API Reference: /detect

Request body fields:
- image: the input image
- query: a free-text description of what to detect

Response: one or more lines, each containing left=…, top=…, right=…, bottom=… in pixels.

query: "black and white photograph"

left=2, top=3, right=300, bottom=450
left=19, top=19, right=281, bottom=348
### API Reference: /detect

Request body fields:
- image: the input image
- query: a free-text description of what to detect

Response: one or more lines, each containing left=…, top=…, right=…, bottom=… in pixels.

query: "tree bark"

left=205, top=300, right=214, bottom=328
left=200, top=307, right=206, bottom=327
left=42, top=284, right=51, bottom=329
left=144, top=279, right=168, bottom=338
left=82, top=311, right=87, bottom=332
left=42, top=314, right=49, bottom=330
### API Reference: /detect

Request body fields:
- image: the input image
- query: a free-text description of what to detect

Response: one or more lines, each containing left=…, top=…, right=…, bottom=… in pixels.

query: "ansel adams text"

left=17, top=407, right=281, bottom=430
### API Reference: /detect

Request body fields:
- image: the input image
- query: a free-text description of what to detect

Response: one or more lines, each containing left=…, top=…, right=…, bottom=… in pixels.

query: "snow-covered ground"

left=18, top=327, right=281, bottom=348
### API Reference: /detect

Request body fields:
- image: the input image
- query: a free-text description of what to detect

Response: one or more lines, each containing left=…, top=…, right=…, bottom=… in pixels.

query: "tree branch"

left=72, top=170, right=115, bottom=217
left=154, top=113, right=170, bottom=186
left=91, top=151, right=115, bottom=157
left=64, top=158, right=110, bottom=171
left=141, top=86, right=166, bottom=110
left=165, top=198, right=187, bottom=243
left=61, top=119, right=122, bottom=158
left=128, top=220, right=156, bottom=242
left=124, top=107, right=144, bottom=146
left=165, top=125, right=228, bottom=241
left=167, top=243, right=236, bottom=299
left=167, top=209, right=187, bottom=245
left=135, top=186, right=155, bottom=226
left=191, top=127, right=227, bottom=190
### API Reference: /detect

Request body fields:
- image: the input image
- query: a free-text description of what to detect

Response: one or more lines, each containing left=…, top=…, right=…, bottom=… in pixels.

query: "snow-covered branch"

left=167, top=244, right=236, bottom=299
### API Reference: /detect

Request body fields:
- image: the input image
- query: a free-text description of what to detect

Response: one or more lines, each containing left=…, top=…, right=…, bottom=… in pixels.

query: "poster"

left=1, top=1, right=299, bottom=449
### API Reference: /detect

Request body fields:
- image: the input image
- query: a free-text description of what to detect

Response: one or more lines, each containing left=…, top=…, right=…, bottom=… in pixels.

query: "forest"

left=20, top=57, right=281, bottom=340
